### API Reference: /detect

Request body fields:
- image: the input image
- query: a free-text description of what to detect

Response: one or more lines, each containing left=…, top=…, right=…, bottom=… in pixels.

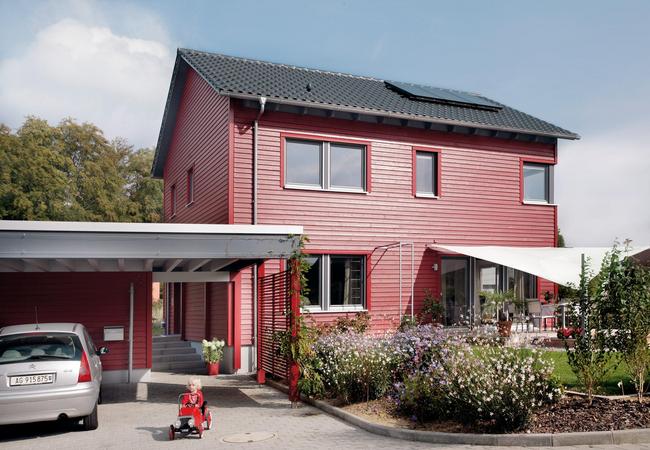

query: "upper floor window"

left=285, top=138, right=366, bottom=192
left=186, top=168, right=194, bottom=205
left=303, top=254, right=365, bottom=311
left=170, top=184, right=177, bottom=216
left=523, top=162, right=552, bottom=203
left=413, top=148, right=440, bottom=197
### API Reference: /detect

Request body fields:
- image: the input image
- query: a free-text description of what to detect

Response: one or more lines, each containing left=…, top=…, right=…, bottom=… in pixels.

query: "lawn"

left=543, top=350, right=646, bottom=395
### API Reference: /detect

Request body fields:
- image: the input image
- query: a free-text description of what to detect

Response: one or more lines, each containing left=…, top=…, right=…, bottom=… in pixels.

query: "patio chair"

left=507, top=302, right=527, bottom=332
left=527, top=299, right=556, bottom=331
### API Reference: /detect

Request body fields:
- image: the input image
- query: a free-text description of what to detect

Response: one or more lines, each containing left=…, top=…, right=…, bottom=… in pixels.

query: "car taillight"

left=78, top=352, right=92, bottom=383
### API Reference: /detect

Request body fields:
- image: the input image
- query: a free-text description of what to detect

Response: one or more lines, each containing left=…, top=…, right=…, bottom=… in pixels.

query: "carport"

left=0, top=220, right=302, bottom=392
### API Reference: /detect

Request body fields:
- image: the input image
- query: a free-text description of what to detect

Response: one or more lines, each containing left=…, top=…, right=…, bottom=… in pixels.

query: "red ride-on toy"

left=168, top=393, right=212, bottom=440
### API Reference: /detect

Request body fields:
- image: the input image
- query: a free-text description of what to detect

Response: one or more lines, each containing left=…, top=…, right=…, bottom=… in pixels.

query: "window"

left=523, top=162, right=552, bottom=203
left=413, top=149, right=439, bottom=197
left=170, top=184, right=177, bottom=216
left=303, top=254, right=365, bottom=311
left=503, top=267, right=537, bottom=300
left=186, top=168, right=194, bottom=205
left=285, top=138, right=366, bottom=192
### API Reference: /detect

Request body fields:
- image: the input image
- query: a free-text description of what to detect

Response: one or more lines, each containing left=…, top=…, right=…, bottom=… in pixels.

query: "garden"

left=285, top=244, right=650, bottom=434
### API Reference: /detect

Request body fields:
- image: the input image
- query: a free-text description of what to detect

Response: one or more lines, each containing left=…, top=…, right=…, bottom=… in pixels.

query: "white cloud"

left=0, top=18, right=173, bottom=148
left=556, top=120, right=650, bottom=247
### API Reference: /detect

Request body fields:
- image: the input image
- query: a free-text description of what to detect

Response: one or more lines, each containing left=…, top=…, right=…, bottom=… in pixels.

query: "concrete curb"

left=265, top=380, right=650, bottom=447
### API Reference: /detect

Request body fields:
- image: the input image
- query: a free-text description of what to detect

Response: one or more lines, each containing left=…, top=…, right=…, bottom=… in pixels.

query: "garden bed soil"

left=340, top=396, right=650, bottom=434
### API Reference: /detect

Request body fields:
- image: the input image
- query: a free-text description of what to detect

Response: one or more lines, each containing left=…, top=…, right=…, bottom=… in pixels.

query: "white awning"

left=428, top=244, right=650, bottom=287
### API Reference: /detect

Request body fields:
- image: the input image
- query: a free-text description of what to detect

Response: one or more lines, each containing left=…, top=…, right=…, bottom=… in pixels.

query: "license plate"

left=9, top=373, right=55, bottom=386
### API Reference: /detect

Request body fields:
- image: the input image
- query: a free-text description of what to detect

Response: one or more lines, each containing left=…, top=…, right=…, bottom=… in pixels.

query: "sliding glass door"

left=441, top=257, right=469, bottom=326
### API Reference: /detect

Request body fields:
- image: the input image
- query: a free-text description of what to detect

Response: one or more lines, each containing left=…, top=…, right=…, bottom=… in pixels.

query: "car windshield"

left=0, top=333, right=82, bottom=365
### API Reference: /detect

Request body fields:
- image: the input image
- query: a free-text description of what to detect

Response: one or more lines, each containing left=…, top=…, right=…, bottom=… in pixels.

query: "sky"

left=0, top=0, right=648, bottom=247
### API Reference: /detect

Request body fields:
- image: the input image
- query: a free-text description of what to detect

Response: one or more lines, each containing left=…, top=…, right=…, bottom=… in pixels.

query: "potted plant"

left=420, top=289, right=445, bottom=324
left=202, top=338, right=225, bottom=376
left=480, top=289, right=516, bottom=337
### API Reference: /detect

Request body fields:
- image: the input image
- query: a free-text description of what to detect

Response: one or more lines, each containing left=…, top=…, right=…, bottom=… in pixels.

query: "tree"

left=0, top=117, right=162, bottom=223
left=597, top=243, right=650, bottom=403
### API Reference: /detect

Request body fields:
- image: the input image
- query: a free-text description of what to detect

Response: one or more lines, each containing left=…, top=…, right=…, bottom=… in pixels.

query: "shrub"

left=314, top=331, right=393, bottom=403
left=202, top=338, right=225, bottom=363
left=444, top=346, right=562, bottom=431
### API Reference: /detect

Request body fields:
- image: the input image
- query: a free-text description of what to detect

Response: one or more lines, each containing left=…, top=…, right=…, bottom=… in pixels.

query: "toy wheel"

left=205, top=411, right=212, bottom=430
left=169, top=425, right=175, bottom=440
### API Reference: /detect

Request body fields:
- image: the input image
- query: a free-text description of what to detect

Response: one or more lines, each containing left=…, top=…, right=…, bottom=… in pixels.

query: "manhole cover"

left=222, top=431, right=277, bottom=443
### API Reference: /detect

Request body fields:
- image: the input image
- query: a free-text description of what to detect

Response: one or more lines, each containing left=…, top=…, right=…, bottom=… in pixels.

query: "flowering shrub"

left=202, top=338, right=225, bottom=364
left=557, top=327, right=583, bottom=339
left=314, top=331, right=393, bottom=403
left=444, top=346, right=562, bottom=431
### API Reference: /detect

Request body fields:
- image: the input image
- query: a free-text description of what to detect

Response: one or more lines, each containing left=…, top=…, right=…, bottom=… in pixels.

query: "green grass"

left=543, top=351, right=646, bottom=395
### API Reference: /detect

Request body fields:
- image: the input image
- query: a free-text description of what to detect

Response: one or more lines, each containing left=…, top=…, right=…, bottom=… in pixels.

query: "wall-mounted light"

left=432, top=263, right=438, bottom=271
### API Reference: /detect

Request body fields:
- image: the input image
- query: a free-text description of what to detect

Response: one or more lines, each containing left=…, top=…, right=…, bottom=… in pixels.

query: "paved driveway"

left=1, top=372, right=649, bottom=450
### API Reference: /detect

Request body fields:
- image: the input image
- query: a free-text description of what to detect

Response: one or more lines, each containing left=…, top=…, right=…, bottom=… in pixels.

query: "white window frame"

left=415, top=151, right=439, bottom=198
left=285, top=139, right=367, bottom=193
left=302, top=254, right=366, bottom=312
left=522, top=162, right=554, bottom=204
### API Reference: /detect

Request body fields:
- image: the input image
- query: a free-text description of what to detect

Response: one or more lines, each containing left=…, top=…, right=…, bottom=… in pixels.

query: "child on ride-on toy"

left=168, top=377, right=212, bottom=439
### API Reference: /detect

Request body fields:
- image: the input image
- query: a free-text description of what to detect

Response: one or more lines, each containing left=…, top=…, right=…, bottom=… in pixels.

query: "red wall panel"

left=163, top=68, right=231, bottom=224
left=183, top=282, right=205, bottom=342
left=232, top=103, right=557, bottom=334
left=0, top=272, right=152, bottom=371
left=207, top=282, right=228, bottom=341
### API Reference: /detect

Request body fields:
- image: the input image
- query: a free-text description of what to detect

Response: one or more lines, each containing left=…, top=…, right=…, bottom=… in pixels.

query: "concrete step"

left=152, top=335, right=182, bottom=343
left=152, top=347, right=200, bottom=357
left=152, top=341, right=193, bottom=350
left=153, top=353, right=203, bottom=364
left=152, top=360, right=208, bottom=372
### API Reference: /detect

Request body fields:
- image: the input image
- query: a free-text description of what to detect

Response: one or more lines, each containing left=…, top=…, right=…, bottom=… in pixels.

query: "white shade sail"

left=428, top=244, right=650, bottom=287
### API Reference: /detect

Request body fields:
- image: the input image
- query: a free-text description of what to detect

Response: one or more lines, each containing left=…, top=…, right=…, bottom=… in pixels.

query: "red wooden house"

left=153, top=49, right=578, bottom=373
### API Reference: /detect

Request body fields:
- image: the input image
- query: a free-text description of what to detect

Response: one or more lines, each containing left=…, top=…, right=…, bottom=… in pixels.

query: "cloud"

left=0, top=18, right=173, bottom=148
left=556, top=120, right=650, bottom=247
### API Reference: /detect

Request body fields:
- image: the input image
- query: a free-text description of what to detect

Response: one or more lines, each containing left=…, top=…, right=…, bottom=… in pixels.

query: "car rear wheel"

left=82, top=402, right=99, bottom=430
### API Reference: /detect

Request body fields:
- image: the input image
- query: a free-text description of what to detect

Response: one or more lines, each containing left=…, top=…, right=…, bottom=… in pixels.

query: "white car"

left=0, top=323, right=108, bottom=430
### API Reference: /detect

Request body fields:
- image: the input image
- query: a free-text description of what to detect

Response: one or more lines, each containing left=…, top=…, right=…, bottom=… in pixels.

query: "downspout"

left=252, top=96, right=266, bottom=374
left=128, top=282, right=134, bottom=383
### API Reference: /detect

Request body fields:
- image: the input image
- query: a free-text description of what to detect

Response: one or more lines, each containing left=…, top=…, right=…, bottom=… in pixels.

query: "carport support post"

left=128, top=282, right=134, bottom=383
left=289, top=259, right=301, bottom=405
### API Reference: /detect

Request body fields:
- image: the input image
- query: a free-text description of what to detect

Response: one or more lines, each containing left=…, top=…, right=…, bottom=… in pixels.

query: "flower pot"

left=497, top=320, right=512, bottom=337
left=207, top=362, right=220, bottom=376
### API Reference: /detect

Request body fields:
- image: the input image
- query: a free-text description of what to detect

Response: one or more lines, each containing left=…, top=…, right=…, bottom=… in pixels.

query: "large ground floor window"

left=303, top=254, right=365, bottom=311
left=442, top=257, right=537, bottom=326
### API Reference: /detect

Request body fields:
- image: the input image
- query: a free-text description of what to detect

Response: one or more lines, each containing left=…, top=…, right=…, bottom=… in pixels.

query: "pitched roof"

left=153, top=49, right=578, bottom=176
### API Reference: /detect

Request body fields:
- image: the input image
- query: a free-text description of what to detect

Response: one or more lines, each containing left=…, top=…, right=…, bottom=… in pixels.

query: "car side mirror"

left=97, top=347, right=109, bottom=355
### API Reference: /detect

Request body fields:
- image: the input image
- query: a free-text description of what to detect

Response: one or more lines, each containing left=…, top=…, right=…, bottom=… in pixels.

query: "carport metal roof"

left=0, top=221, right=303, bottom=282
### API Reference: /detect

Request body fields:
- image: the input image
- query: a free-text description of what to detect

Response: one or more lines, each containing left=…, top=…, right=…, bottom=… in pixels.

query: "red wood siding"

left=206, top=282, right=228, bottom=341
left=163, top=68, right=231, bottom=224
left=183, top=282, right=205, bottom=342
left=232, top=103, right=557, bottom=333
left=0, top=272, right=152, bottom=371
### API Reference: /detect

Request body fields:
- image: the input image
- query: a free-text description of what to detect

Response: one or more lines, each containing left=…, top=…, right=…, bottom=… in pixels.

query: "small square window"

left=523, top=163, right=551, bottom=203
left=415, top=151, right=438, bottom=197
left=286, top=140, right=322, bottom=187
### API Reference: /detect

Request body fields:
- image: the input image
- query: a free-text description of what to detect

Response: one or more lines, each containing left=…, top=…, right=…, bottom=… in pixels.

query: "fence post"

left=256, top=263, right=266, bottom=384
left=289, top=259, right=301, bottom=404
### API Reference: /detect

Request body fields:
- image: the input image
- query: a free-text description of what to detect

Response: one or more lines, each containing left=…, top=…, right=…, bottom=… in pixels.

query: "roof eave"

left=225, top=92, right=580, bottom=141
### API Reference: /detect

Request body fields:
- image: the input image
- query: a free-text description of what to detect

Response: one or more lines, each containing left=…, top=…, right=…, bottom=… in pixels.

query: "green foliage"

left=596, top=243, right=650, bottom=403
left=202, top=338, right=225, bottom=363
left=0, top=117, right=162, bottom=222
left=420, top=289, right=444, bottom=324
left=318, top=311, right=372, bottom=335
left=563, top=255, right=613, bottom=405
left=480, top=289, right=516, bottom=322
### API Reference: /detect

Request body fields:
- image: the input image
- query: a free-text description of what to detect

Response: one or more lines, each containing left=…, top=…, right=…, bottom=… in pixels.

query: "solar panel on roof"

left=385, top=81, right=502, bottom=110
